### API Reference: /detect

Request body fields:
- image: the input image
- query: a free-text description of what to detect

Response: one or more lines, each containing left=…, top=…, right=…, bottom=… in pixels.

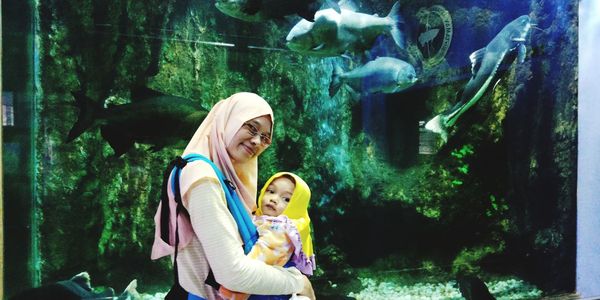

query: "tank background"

left=18, top=0, right=577, bottom=297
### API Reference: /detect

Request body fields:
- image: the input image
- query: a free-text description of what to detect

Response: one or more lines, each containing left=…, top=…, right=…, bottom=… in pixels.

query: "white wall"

left=577, top=0, right=600, bottom=297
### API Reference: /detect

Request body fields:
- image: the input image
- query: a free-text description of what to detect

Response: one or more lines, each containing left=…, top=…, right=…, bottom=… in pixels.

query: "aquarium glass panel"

left=3, top=0, right=583, bottom=299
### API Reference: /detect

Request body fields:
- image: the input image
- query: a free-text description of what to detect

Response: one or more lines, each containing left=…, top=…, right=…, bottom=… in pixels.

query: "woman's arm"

left=187, top=178, right=304, bottom=295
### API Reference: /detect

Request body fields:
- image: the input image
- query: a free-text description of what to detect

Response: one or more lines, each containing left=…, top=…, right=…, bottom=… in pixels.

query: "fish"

left=329, top=57, right=417, bottom=97
left=215, top=0, right=340, bottom=22
left=418, top=28, right=439, bottom=46
left=9, top=271, right=141, bottom=300
left=286, top=1, right=404, bottom=57
left=67, top=86, right=208, bottom=157
left=425, top=15, right=533, bottom=142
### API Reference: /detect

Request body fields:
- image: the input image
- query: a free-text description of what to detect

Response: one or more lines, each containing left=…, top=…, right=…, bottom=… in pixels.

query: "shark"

left=425, top=15, right=533, bottom=142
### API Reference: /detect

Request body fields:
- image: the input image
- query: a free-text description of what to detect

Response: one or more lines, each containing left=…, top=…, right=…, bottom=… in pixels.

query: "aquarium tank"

left=2, top=0, right=593, bottom=299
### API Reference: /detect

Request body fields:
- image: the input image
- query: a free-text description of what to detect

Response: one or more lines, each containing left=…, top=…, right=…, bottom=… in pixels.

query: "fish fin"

left=101, top=125, right=134, bottom=157
left=130, top=86, right=165, bottom=102
left=425, top=114, right=444, bottom=133
left=469, top=48, right=486, bottom=76
left=338, top=0, right=357, bottom=12
left=323, top=0, right=341, bottom=14
left=341, top=53, right=353, bottom=60
left=425, top=114, right=449, bottom=143
left=66, top=91, right=99, bottom=142
left=329, top=64, right=345, bottom=97
left=517, top=44, right=527, bottom=63
left=312, top=43, right=326, bottom=51
left=69, top=272, right=92, bottom=292
left=492, top=78, right=502, bottom=92
left=118, top=279, right=141, bottom=300
left=387, top=2, right=405, bottom=49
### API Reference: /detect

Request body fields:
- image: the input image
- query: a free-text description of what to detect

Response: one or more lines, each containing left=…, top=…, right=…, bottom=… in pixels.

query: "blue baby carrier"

left=159, top=154, right=292, bottom=300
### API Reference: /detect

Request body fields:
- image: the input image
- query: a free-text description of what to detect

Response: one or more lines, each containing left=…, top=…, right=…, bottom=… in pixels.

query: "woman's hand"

left=298, top=275, right=316, bottom=300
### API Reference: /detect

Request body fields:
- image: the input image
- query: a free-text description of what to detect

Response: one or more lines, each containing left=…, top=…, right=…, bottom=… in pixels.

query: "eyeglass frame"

left=242, top=122, right=272, bottom=146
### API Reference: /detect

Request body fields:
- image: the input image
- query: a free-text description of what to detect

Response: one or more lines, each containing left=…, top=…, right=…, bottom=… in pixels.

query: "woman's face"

left=226, top=115, right=272, bottom=163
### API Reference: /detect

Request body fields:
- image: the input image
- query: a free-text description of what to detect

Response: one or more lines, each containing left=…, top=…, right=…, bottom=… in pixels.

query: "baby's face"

left=261, top=177, right=295, bottom=216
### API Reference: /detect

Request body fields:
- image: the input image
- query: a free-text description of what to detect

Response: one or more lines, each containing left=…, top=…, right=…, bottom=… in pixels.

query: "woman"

left=151, top=92, right=315, bottom=300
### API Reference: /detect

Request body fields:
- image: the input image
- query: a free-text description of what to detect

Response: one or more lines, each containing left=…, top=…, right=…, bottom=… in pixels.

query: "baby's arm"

left=187, top=179, right=303, bottom=295
left=248, top=216, right=296, bottom=266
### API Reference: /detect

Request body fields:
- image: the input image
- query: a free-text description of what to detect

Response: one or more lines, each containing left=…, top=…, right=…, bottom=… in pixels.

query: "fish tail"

left=66, top=91, right=98, bottom=142
left=387, top=1, right=405, bottom=48
left=425, top=114, right=448, bottom=142
left=325, top=0, right=341, bottom=14
left=117, top=279, right=140, bottom=299
left=329, top=65, right=344, bottom=97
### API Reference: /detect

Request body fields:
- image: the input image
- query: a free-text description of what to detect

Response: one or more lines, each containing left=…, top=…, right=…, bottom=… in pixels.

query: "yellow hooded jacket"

left=255, top=172, right=315, bottom=274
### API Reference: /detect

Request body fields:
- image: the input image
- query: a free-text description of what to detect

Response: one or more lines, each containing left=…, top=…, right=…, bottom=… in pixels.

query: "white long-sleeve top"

left=177, top=162, right=304, bottom=298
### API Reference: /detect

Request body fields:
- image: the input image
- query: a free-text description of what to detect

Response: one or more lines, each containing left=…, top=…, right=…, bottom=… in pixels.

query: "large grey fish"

left=329, top=57, right=417, bottom=97
left=425, top=15, right=533, bottom=141
left=286, top=1, right=404, bottom=56
left=67, top=87, right=208, bottom=157
left=215, top=0, right=339, bottom=22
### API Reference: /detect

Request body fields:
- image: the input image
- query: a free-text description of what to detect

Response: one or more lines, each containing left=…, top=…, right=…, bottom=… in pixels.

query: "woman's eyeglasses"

left=242, top=122, right=271, bottom=146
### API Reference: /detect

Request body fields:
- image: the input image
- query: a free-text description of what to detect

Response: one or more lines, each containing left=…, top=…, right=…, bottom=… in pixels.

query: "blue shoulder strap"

left=171, top=153, right=258, bottom=254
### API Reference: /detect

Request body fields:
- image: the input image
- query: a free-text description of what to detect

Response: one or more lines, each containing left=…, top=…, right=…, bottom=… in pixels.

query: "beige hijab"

left=181, top=92, right=274, bottom=212
left=151, top=92, right=273, bottom=259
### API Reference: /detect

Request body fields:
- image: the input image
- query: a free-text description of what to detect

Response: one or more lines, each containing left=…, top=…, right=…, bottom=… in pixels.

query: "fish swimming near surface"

left=329, top=56, right=417, bottom=97
left=425, top=15, right=533, bottom=142
left=215, top=0, right=340, bottom=22
left=67, top=87, right=208, bottom=157
left=286, top=1, right=405, bottom=57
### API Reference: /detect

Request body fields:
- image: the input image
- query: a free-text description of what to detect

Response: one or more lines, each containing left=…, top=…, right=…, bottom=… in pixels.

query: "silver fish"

left=286, top=1, right=404, bottom=56
left=329, top=57, right=417, bottom=97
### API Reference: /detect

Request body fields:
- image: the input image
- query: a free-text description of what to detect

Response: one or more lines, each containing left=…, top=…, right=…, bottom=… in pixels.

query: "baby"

left=219, top=172, right=315, bottom=300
